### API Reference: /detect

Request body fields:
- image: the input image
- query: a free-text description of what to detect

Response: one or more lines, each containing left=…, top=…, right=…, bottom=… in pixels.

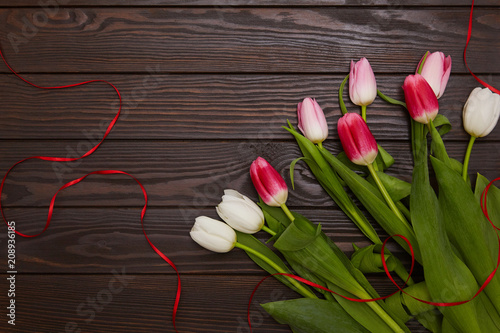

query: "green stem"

left=462, top=136, right=476, bottom=181
left=280, top=203, right=295, bottom=222
left=234, top=242, right=318, bottom=299
left=361, top=105, right=367, bottom=122
left=367, top=163, right=409, bottom=226
left=317, top=142, right=323, bottom=150
left=262, top=225, right=276, bottom=236
left=358, top=290, right=405, bottom=333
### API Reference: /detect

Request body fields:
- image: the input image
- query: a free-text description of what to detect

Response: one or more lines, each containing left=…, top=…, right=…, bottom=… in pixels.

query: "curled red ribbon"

left=247, top=177, right=500, bottom=331
left=464, top=0, right=500, bottom=94
left=0, top=49, right=181, bottom=332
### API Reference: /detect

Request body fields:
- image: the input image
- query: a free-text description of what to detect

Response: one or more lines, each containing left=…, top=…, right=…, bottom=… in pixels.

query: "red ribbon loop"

left=464, top=0, right=500, bottom=94
left=0, top=48, right=181, bottom=332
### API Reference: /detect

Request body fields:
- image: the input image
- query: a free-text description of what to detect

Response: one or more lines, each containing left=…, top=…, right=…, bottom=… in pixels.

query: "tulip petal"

left=338, top=113, right=378, bottom=166
left=250, top=157, right=288, bottom=206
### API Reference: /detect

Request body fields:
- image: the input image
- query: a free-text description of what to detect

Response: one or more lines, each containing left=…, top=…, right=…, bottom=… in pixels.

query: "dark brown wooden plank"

left=0, top=8, right=497, bottom=73
left=1, top=207, right=400, bottom=273
left=1, top=140, right=498, bottom=208
left=0, top=0, right=497, bottom=7
left=1, top=74, right=499, bottom=141
left=0, top=274, right=429, bottom=332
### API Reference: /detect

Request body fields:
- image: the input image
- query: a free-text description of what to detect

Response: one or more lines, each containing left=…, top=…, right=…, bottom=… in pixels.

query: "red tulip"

left=403, top=74, right=439, bottom=125
left=337, top=113, right=378, bottom=166
left=297, top=97, right=329, bottom=144
left=250, top=157, right=288, bottom=207
left=417, top=51, right=451, bottom=99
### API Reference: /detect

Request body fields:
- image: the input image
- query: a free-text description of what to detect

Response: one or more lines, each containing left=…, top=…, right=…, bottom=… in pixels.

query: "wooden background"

left=0, top=1, right=499, bottom=332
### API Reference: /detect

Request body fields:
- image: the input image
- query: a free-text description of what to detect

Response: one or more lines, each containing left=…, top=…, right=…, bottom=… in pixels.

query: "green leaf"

left=235, top=231, right=313, bottom=297
left=474, top=173, right=500, bottom=229
left=337, top=151, right=367, bottom=173
left=273, top=214, right=322, bottom=251
left=339, top=74, right=350, bottom=115
left=377, top=90, right=407, bottom=108
left=430, top=157, right=500, bottom=316
left=318, top=146, right=421, bottom=263
left=367, top=171, right=411, bottom=202
left=261, top=298, right=369, bottom=333
left=350, top=243, right=396, bottom=273
left=289, top=156, right=309, bottom=190
left=284, top=125, right=381, bottom=244
left=376, top=145, right=395, bottom=170
left=326, top=281, right=407, bottom=333
left=429, top=120, right=451, bottom=168
left=433, top=114, right=452, bottom=137
left=410, top=140, right=495, bottom=333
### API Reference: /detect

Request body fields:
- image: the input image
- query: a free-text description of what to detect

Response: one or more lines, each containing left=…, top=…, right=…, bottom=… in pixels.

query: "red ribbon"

left=464, top=0, right=500, bottom=94
left=0, top=49, right=180, bottom=332
left=247, top=178, right=500, bottom=331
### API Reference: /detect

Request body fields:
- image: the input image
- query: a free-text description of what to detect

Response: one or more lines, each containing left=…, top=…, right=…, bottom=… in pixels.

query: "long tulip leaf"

left=318, top=146, right=421, bottom=263
left=261, top=298, right=369, bottom=333
left=430, top=156, right=500, bottom=316
left=411, top=139, right=494, bottom=333
left=475, top=173, right=500, bottom=228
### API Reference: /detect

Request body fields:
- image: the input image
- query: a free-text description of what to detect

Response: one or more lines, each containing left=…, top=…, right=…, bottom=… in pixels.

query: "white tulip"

left=463, top=87, right=500, bottom=138
left=216, top=189, right=265, bottom=234
left=190, top=216, right=237, bottom=253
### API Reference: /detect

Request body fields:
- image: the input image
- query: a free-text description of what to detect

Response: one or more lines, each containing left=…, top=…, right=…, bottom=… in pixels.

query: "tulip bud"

left=250, top=157, right=288, bottom=207
left=349, top=57, right=377, bottom=106
left=402, top=74, right=439, bottom=124
left=463, top=87, right=500, bottom=138
left=297, top=97, right=329, bottom=144
left=417, top=51, right=452, bottom=99
left=337, top=113, right=378, bottom=166
left=216, top=189, right=265, bottom=234
left=190, top=216, right=237, bottom=253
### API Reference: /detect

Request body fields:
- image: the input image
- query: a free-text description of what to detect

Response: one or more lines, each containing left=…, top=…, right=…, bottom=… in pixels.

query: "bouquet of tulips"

left=189, top=51, right=500, bottom=333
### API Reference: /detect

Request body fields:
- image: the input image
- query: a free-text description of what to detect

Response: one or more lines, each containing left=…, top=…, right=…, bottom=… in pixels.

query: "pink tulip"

left=349, top=58, right=377, bottom=106
left=250, top=157, right=288, bottom=207
left=337, top=113, right=378, bottom=166
left=417, top=51, right=451, bottom=99
left=403, top=74, right=439, bottom=125
left=297, top=98, right=328, bottom=144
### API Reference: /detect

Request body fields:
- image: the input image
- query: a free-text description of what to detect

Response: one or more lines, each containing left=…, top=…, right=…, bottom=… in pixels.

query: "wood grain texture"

left=1, top=140, right=499, bottom=208
left=0, top=207, right=410, bottom=274
left=1, top=73, right=499, bottom=141
left=0, top=0, right=497, bottom=7
left=0, top=8, right=498, bottom=73
left=0, top=274, right=428, bottom=332
left=1, top=1, right=499, bottom=332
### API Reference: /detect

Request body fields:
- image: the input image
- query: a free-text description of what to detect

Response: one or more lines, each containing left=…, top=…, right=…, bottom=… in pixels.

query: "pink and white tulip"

left=349, top=58, right=377, bottom=106
left=337, top=113, right=378, bottom=166
left=403, top=74, right=439, bottom=125
left=297, top=97, right=328, bottom=144
left=417, top=51, right=451, bottom=99
left=250, top=157, right=288, bottom=207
